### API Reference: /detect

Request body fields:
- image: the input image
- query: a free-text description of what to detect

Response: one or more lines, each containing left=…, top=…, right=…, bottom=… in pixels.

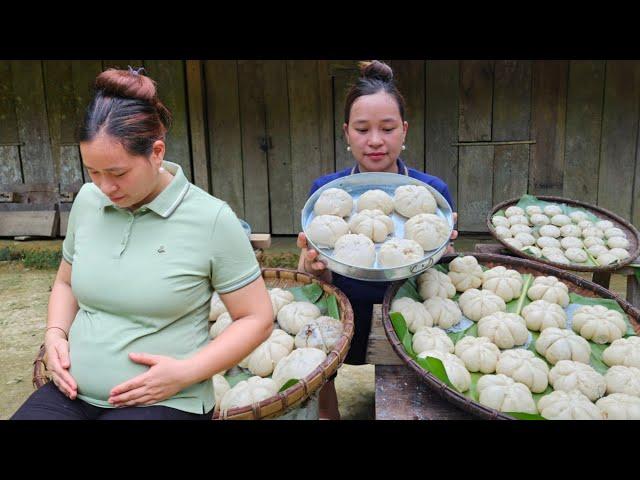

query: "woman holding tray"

left=11, top=67, right=273, bottom=420
left=297, top=60, right=458, bottom=420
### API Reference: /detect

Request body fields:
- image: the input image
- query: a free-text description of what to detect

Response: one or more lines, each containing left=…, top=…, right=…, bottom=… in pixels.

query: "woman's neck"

left=357, top=159, right=400, bottom=174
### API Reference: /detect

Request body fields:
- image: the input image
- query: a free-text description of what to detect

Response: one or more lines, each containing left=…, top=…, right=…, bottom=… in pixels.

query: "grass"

left=0, top=246, right=62, bottom=270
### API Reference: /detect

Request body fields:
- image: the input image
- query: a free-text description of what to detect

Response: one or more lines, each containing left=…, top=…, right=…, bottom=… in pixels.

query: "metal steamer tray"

left=301, top=172, right=454, bottom=282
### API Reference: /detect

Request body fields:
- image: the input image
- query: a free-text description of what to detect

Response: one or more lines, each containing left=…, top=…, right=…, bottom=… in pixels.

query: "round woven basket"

left=487, top=195, right=640, bottom=272
left=382, top=252, right=640, bottom=420
left=32, top=268, right=354, bottom=420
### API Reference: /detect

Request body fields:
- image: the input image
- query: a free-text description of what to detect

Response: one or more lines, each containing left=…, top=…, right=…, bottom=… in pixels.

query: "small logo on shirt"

left=157, top=245, right=166, bottom=254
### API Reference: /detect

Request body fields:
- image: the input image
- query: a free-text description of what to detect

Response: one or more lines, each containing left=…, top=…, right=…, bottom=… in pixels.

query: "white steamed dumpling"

left=505, top=206, right=525, bottom=217
left=604, top=366, right=640, bottom=397
left=276, top=301, right=321, bottom=335
left=492, top=215, right=510, bottom=228
left=496, top=349, right=549, bottom=393
left=510, top=224, right=532, bottom=236
left=597, top=252, right=620, bottom=266
left=417, top=350, right=471, bottom=393
left=578, top=220, right=594, bottom=229
left=537, top=390, right=604, bottom=420
left=244, top=328, right=295, bottom=377
left=454, top=336, right=500, bottom=373
left=447, top=255, right=484, bottom=292
left=583, top=236, right=604, bottom=248
left=587, top=245, right=608, bottom=257
left=209, top=291, right=227, bottom=321
left=356, top=189, right=394, bottom=214
left=417, top=268, right=456, bottom=300
left=596, top=393, right=640, bottom=420
left=535, top=327, right=591, bottom=364
left=607, top=236, right=630, bottom=250
left=481, top=266, right=523, bottom=302
left=525, top=205, right=542, bottom=216
left=348, top=209, right=394, bottom=243
left=548, top=360, right=606, bottom=401
left=521, top=299, right=567, bottom=331
left=564, top=247, right=588, bottom=263
left=539, top=225, right=561, bottom=238
left=269, top=288, right=295, bottom=318
left=390, top=297, right=434, bottom=333
left=546, top=253, right=570, bottom=265
left=560, top=224, right=581, bottom=238
left=530, top=213, right=550, bottom=226
left=595, top=220, right=614, bottom=231
left=536, top=236, right=561, bottom=249
left=477, top=374, right=537, bottom=414
left=307, top=214, right=350, bottom=248
left=412, top=326, right=454, bottom=355
left=294, top=316, right=343, bottom=353
left=210, top=312, right=233, bottom=339
left=522, top=246, right=543, bottom=258
left=602, top=336, right=640, bottom=368
left=508, top=215, right=529, bottom=226
left=569, top=211, right=589, bottom=223
left=551, top=214, right=571, bottom=227
left=560, top=237, right=583, bottom=250
left=213, top=374, right=231, bottom=413
left=543, top=204, right=563, bottom=217
left=583, top=227, right=604, bottom=239
left=458, top=289, right=506, bottom=322
left=271, top=347, right=327, bottom=390
left=393, top=185, right=437, bottom=217
left=503, top=238, right=524, bottom=250
left=514, top=233, right=536, bottom=247
left=404, top=213, right=450, bottom=251
left=378, top=238, right=423, bottom=267
left=572, top=305, right=627, bottom=344
left=477, top=312, right=529, bottom=349
left=219, top=376, right=278, bottom=415
left=495, top=225, right=512, bottom=238
left=314, top=188, right=353, bottom=217
left=604, top=227, right=625, bottom=239
left=526, top=276, right=570, bottom=307
left=333, top=233, right=376, bottom=268
left=609, top=248, right=630, bottom=260
left=422, top=297, right=462, bottom=329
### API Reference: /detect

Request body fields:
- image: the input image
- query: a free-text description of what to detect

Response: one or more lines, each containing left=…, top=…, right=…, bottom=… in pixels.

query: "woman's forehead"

left=350, top=92, right=401, bottom=122
left=80, top=136, right=135, bottom=170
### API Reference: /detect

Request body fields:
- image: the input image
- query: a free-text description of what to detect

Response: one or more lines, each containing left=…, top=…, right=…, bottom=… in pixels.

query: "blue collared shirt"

left=308, top=158, right=455, bottom=304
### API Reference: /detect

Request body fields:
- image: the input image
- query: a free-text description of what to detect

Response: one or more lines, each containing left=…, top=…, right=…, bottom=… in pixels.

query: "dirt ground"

left=0, top=236, right=631, bottom=420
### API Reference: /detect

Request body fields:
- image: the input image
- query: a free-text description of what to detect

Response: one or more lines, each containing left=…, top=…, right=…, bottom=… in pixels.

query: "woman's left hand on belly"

left=108, top=352, right=189, bottom=407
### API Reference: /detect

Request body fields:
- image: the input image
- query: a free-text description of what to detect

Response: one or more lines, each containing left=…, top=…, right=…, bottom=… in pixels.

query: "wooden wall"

left=1, top=60, right=639, bottom=235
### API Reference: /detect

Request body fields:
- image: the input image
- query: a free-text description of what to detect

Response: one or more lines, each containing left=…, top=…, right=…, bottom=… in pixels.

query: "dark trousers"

left=10, top=382, right=212, bottom=420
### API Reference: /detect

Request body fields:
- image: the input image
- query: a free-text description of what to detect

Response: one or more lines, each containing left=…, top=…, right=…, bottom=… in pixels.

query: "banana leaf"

left=278, top=378, right=300, bottom=392
left=225, top=371, right=253, bottom=388
left=289, top=283, right=324, bottom=304
left=415, top=355, right=456, bottom=390
left=327, top=295, right=340, bottom=319
left=390, top=312, right=416, bottom=358
left=395, top=278, right=422, bottom=303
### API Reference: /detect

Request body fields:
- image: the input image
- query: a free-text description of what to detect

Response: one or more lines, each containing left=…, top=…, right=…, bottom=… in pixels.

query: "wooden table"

left=366, top=305, right=474, bottom=420
left=474, top=243, right=640, bottom=308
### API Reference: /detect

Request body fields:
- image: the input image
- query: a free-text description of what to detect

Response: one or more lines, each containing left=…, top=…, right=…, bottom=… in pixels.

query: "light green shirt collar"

left=99, top=161, right=189, bottom=218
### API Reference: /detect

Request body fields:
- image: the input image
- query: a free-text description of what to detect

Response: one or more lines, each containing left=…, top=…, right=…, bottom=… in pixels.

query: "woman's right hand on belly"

left=45, top=330, right=78, bottom=399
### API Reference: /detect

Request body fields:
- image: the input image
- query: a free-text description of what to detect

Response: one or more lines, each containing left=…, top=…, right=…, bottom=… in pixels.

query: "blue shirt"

left=308, top=158, right=455, bottom=305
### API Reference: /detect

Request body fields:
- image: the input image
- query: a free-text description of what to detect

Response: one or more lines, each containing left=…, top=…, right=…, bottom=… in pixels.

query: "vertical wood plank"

left=598, top=61, right=640, bottom=220
left=0, top=61, right=19, bottom=144
left=563, top=61, right=605, bottom=204
left=529, top=60, right=568, bottom=196
left=11, top=61, right=54, bottom=184
left=317, top=60, right=335, bottom=176
left=492, top=60, right=531, bottom=141
left=0, top=146, right=21, bottom=184
left=144, top=60, right=192, bottom=181
left=492, top=60, right=532, bottom=204
left=634, top=118, right=640, bottom=227
left=333, top=67, right=360, bottom=172
left=0, top=61, right=21, bottom=184
left=459, top=60, right=494, bottom=142
left=458, top=146, right=493, bottom=232
left=264, top=60, right=294, bottom=234
left=493, top=145, right=529, bottom=204
left=185, top=60, right=210, bottom=192
left=288, top=60, right=323, bottom=233
left=390, top=60, right=425, bottom=170
left=204, top=60, right=244, bottom=218
left=425, top=60, right=459, bottom=208
left=237, top=60, right=269, bottom=232
left=43, top=61, right=82, bottom=188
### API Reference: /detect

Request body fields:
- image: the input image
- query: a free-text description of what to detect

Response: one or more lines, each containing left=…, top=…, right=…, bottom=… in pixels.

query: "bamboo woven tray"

left=32, top=268, right=355, bottom=420
left=381, top=252, right=640, bottom=420
left=487, top=195, right=640, bottom=273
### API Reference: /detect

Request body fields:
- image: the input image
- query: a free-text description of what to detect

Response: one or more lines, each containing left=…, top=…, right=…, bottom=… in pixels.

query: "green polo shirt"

left=62, top=161, right=261, bottom=414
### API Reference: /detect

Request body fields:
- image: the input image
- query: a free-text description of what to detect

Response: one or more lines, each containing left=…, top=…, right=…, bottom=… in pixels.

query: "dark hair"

left=79, top=67, right=172, bottom=157
left=344, top=60, right=406, bottom=124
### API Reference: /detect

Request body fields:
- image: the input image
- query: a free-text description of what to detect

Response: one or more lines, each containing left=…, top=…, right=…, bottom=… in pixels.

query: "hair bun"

left=359, top=60, right=393, bottom=82
left=95, top=68, right=158, bottom=103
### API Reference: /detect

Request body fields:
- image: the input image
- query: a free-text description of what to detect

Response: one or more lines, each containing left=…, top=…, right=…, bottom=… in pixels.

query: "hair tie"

left=127, top=65, right=145, bottom=76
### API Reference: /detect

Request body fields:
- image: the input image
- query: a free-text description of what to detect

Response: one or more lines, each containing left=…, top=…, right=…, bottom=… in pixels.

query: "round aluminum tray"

left=301, top=172, right=454, bottom=281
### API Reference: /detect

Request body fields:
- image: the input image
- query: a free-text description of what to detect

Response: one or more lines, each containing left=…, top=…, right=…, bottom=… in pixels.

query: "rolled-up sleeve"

left=209, top=204, right=261, bottom=294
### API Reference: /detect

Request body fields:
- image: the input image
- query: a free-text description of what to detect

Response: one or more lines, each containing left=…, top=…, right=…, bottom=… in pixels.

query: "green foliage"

left=0, top=246, right=61, bottom=269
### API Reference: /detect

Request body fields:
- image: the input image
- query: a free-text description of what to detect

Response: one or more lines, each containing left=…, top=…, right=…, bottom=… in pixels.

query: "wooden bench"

left=366, top=304, right=474, bottom=420
left=474, top=243, right=640, bottom=308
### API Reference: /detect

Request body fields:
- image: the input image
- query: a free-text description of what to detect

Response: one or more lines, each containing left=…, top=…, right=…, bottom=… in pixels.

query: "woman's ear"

left=342, top=123, right=349, bottom=142
left=151, top=140, right=166, bottom=167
